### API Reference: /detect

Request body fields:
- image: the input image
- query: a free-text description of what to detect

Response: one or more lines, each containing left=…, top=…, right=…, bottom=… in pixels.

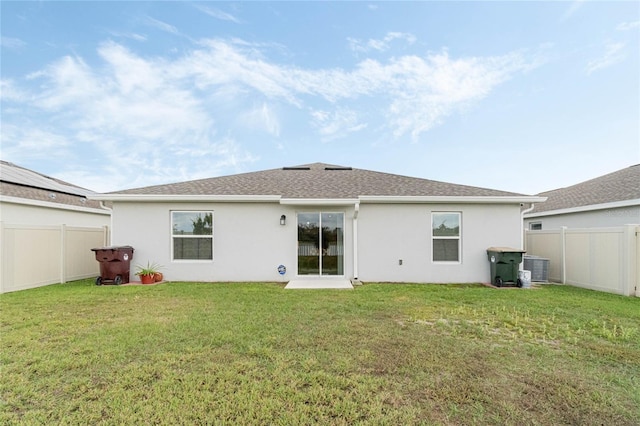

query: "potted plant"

left=135, top=261, right=162, bottom=284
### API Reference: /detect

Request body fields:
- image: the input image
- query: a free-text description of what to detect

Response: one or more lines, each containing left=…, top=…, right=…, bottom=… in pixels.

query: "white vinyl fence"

left=0, top=223, right=109, bottom=293
left=298, top=243, right=344, bottom=256
left=525, top=225, right=639, bottom=297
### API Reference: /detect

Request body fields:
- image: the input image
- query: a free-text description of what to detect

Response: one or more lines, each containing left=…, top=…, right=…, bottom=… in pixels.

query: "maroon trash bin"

left=91, top=246, right=134, bottom=285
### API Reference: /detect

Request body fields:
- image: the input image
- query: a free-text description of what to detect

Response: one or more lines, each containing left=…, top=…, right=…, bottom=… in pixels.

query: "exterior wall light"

left=280, top=215, right=286, bottom=226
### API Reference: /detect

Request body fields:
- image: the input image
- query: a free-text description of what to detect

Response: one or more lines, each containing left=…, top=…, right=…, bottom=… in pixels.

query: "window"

left=529, top=222, right=542, bottom=230
left=432, top=212, right=461, bottom=262
left=172, top=211, right=213, bottom=261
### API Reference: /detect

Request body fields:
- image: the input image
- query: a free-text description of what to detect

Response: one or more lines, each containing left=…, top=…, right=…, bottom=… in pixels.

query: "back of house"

left=92, top=162, right=543, bottom=284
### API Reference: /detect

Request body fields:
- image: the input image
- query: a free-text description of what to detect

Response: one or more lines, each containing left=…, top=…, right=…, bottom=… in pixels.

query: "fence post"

left=619, top=225, right=635, bottom=296
left=0, top=221, right=4, bottom=293
left=561, top=226, right=567, bottom=284
left=635, top=226, right=640, bottom=298
left=60, top=224, right=67, bottom=284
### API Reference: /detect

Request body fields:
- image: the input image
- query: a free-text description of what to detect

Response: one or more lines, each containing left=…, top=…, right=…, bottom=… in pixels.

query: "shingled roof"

left=528, top=164, right=640, bottom=214
left=0, top=160, right=106, bottom=210
left=106, top=162, right=526, bottom=199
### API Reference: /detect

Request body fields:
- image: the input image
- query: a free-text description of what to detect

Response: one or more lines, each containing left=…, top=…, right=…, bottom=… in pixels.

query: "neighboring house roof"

left=0, top=160, right=107, bottom=211
left=96, top=162, right=540, bottom=203
left=527, top=164, right=640, bottom=216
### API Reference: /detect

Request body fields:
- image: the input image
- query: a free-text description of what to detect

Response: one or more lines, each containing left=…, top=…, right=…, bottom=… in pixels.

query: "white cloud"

left=348, top=32, right=416, bottom=53
left=239, top=103, right=281, bottom=137
left=32, top=55, right=101, bottom=110
left=194, top=4, right=242, bottom=24
left=4, top=38, right=533, bottom=190
left=143, top=16, right=180, bottom=35
left=98, top=41, right=164, bottom=95
left=0, top=79, right=27, bottom=102
left=381, top=51, right=529, bottom=139
left=6, top=41, right=250, bottom=190
left=561, top=0, right=585, bottom=22
left=109, top=31, right=148, bottom=42
left=310, top=108, right=367, bottom=141
left=179, top=39, right=530, bottom=139
left=177, top=39, right=291, bottom=101
left=617, top=21, right=640, bottom=31
left=40, top=39, right=529, bottom=140
left=586, top=42, right=625, bottom=75
left=0, top=125, right=74, bottom=164
left=0, top=36, right=26, bottom=50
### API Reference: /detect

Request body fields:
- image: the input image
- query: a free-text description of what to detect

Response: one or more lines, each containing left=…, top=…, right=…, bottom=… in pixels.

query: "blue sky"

left=1, top=1, right=638, bottom=194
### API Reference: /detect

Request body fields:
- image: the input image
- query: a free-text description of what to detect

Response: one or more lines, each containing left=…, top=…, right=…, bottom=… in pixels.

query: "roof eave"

left=524, top=198, right=640, bottom=218
left=0, top=195, right=111, bottom=215
left=358, top=195, right=547, bottom=204
left=280, top=198, right=359, bottom=206
left=90, top=194, right=546, bottom=204
left=89, top=194, right=282, bottom=203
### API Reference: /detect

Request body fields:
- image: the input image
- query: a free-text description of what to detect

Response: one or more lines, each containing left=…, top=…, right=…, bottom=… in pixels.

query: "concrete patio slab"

left=285, top=279, right=354, bottom=289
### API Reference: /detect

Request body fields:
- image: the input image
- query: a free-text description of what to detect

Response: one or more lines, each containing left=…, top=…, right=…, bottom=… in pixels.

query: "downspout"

left=521, top=203, right=535, bottom=250
left=353, top=202, right=359, bottom=281
left=100, top=201, right=113, bottom=246
left=520, top=203, right=536, bottom=273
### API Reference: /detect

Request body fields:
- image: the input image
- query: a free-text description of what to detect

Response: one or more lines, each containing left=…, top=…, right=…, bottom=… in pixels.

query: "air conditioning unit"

left=523, top=255, right=549, bottom=282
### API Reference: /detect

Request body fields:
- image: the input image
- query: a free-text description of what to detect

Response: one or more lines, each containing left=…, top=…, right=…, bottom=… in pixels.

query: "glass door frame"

left=296, top=211, right=345, bottom=277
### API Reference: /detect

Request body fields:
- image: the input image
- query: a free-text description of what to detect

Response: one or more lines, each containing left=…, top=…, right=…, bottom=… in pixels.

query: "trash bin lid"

left=91, top=245, right=134, bottom=251
left=487, top=247, right=526, bottom=253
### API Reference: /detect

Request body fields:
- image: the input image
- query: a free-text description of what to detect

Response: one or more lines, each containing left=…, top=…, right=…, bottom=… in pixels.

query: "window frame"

left=171, top=210, right=214, bottom=262
left=431, top=211, right=462, bottom=264
left=529, top=222, right=542, bottom=231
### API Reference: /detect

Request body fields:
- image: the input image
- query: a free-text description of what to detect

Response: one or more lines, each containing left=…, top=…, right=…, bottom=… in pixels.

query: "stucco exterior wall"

left=111, top=201, right=522, bottom=284
left=525, top=205, right=640, bottom=230
left=111, top=202, right=354, bottom=282
left=357, top=203, right=522, bottom=283
left=0, top=201, right=110, bottom=227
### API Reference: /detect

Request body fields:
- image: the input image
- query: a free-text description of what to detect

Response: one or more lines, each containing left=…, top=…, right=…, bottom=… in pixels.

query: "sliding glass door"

left=319, top=213, right=344, bottom=276
left=297, top=212, right=344, bottom=276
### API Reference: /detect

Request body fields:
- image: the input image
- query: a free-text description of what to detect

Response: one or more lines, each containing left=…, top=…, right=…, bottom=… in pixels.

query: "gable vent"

left=325, top=167, right=352, bottom=171
left=282, top=167, right=311, bottom=171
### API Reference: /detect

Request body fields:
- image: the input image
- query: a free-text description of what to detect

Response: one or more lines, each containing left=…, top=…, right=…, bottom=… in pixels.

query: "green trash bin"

left=487, top=247, right=526, bottom=287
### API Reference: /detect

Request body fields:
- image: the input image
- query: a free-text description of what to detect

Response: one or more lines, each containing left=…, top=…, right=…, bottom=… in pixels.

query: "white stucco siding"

left=0, top=202, right=109, bottom=227
left=111, top=202, right=354, bottom=282
left=525, top=205, right=640, bottom=230
left=357, top=203, right=522, bottom=283
left=111, top=201, right=520, bottom=283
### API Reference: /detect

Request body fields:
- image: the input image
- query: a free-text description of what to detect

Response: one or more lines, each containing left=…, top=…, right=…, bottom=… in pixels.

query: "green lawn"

left=1, top=281, right=639, bottom=425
